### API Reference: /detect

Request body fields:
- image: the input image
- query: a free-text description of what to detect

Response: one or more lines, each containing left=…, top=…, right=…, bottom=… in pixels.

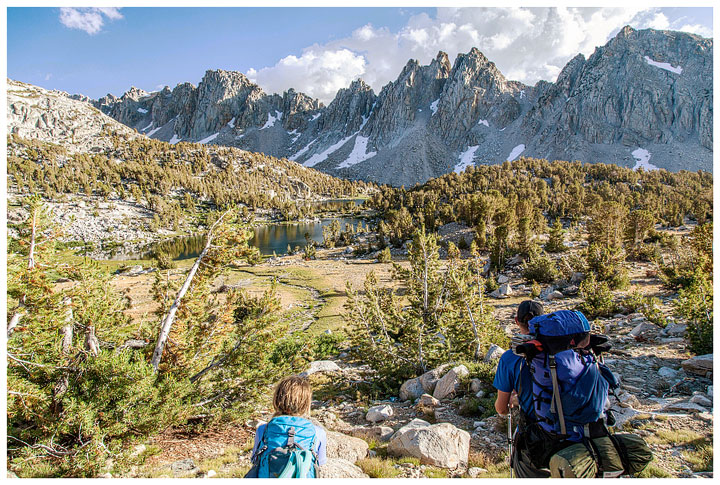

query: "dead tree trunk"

left=151, top=209, right=232, bottom=372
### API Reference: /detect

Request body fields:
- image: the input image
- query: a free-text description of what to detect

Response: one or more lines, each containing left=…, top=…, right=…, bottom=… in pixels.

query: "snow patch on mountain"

left=507, top=144, right=525, bottom=161
left=141, top=121, right=153, bottom=131
left=290, top=139, right=316, bottom=161
left=337, top=136, right=377, bottom=169
left=137, top=107, right=148, bottom=114
left=146, top=126, right=161, bottom=137
left=454, top=145, right=479, bottom=174
left=478, top=119, right=489, bottom=127
left=198, top=132, right=219, bottom=144
left=261, top=110, right=282, bottom=130
left=169, top=134, right=182, bottom=144
left=303, top=134, right=355, bottom=168
left=644, top=56, right=682, bottom=74
left=310, top=113, right=321, bottom=121
left=631, top=147, right=659, bottom=171
left=430, top=99, right=440, bottom=115
left=227, top=117, right=236, bottom=128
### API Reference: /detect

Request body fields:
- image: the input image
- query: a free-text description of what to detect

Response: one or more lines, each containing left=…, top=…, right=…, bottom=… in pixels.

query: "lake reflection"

left=115, top=217, right=365, bottom=261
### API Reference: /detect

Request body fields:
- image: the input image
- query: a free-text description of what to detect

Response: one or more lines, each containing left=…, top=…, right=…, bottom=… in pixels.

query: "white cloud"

left=247, top=47, right=366, bottom=104
left=59, top=7, right=122, bottom=35
left=246, top=7, right=711, bottom=104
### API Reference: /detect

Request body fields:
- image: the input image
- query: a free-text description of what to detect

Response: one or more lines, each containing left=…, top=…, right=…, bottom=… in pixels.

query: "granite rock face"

left=86, top=26, right=713, bottom=186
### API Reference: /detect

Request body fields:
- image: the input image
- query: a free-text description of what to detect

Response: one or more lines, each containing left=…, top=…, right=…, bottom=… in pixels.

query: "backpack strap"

left=548, top=355, right=567, bottom=435
left=251, top=424, right=269, bottom=464
left=286, top=426, right=296, bottom=448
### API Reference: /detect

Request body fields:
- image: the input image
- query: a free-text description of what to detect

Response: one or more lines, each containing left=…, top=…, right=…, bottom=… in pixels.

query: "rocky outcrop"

left=60, top=26, right=712, bottom=186
left=433, top=365, right=469, bottom=400
left=7, top=80, right=137, bottom=152
left=318, top=458, right=369, bottom=478
left=681, top=354, right=713, bottom=376
left=387, top=419, right=470, bottom=469
left=325, top=430, right=369, bottom=464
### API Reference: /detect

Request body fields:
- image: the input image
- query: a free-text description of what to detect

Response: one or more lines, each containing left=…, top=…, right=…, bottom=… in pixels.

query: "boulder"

left=300, top=360, right=341, bottom=377
left=661, top=401, right=708, bottom=414
left=388, top=419, right=470, bottom=469
left=689, top=394, right=713, bottom=408
left=484, top=344, right=505, bottom=362
left=366, top=404, right=394, bottom=423
left=657, top=366, right=678, bottom=379
left=168, top=459, right=198, bottom=476
left=469, top=378, right=483, bottom=393
left=628, top=321, right=660, bottom=341
left=490, top=283, right=513, bottom=299
left=468, top=467, right=488, bottom=478
left=318, top=458, right=369, bottom=478
left=570, top=272, right=585, bottom=284
left=433, top=365, right=469, bottom=400
left=663, top=323, right=687, bottom=337
left=497, top=274, right=510, bottom=284
left=539, top=285, right=557, bottom=300
left=326, top=430, right=369, bottom=464
left=399, top=377, right=425, bottom=402
left=350, top=426, right=394, bottom=442
left=418, top=364, right=451, bottom=394
left=681, top=354, right=713, bottom=376
left=546, top=290, right=565, bottom=301
left=418, top=393, right=440, bottom=408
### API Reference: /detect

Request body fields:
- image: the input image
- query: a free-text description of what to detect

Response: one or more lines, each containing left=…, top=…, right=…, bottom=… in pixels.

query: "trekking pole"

left=507, top=410, right=514, bottom=478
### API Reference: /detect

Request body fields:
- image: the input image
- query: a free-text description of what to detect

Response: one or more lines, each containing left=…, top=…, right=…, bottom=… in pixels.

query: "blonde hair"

left=273, top=376, right=312, bottom=417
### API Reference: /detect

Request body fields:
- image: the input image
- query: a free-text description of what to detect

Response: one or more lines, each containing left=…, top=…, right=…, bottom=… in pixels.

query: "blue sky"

left=7, top=7, right=713, bottom=103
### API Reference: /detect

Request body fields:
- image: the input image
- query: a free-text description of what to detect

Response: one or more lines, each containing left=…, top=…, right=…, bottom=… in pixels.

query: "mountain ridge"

left=22, top=26, right=715, bottom=186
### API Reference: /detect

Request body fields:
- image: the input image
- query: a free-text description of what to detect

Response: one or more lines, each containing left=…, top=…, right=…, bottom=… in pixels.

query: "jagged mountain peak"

left=85, top=26, right=711, bottom=186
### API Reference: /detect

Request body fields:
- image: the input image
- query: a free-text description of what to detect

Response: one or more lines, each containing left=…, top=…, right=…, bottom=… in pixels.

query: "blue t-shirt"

left=493, top=349, right=535, bottom=418
left=252, top=421, right=328, bottom=466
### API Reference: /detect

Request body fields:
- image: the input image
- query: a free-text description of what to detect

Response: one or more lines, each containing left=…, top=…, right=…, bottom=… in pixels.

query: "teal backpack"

left=251, top=416, right=318, bottom=478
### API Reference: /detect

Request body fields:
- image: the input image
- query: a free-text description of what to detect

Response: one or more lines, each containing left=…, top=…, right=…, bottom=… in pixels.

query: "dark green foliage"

left=578, top=272, right=617, bottom=318
left=658, top=223, right=712, bottom=290
left=585, top=243, right=629, bottom=290
left=674, top=272, right=713, bottom=355
left=622, top=291, right=666, bottom=326
left=545, top=218, right=566, bottom=253
left=345, top=227, right=507, bottom=387
left=522, top=252, right=559, bottom=284
left=377, top=247, right=392, bottom=263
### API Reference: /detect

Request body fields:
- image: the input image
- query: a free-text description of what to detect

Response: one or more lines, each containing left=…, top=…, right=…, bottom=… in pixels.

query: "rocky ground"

left=107, top=226, right=712, bottom=479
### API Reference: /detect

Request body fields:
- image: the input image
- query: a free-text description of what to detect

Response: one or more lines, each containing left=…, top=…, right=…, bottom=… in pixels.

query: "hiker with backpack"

left=513, top=309, right=652, bottom=478
left=493, top=300, right=551, bottom=477
left=246, top=376, right=327, bottom=478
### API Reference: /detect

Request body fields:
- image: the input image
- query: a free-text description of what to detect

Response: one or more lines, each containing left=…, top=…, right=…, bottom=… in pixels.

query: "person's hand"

left=509, top=391, right=519, bottom=409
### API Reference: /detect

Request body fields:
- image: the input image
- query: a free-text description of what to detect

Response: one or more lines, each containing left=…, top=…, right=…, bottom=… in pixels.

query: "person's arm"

left=251, top=424, right=265, bottom=457
left=495, top=390, right=511, bottom=415
left=315, top=426, right=327, bottom=466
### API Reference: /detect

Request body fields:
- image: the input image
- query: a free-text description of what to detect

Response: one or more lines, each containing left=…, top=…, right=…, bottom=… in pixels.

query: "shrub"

left=530, top=280, right=541, bottom=299
left=545, top=218, right=566, bottom=253
left=585, top=243, right=628, bottom=289
left=522, top=252, right=559, bottom=283
left=311, top=332, right=344, bottom=360
left=377, top=247, right=392, bottom=263
left=578, top=272, right=617, bottom=318
left=674, top=272, right=713, bottom=355
left=623, top=291, right=666, bottom=326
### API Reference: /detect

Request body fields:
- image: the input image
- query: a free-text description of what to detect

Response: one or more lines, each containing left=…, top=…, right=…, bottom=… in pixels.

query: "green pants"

left=549, top=437, right=624, bottom=478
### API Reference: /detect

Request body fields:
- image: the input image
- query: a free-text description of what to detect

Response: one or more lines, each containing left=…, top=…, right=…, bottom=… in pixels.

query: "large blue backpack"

left=526, top=310, right=610, bottom=442
left=251, top=416, right=318, bottom=478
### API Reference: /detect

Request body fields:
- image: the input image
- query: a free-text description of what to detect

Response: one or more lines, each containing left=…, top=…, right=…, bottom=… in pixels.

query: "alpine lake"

left=106, top=199, right=369, bottom=261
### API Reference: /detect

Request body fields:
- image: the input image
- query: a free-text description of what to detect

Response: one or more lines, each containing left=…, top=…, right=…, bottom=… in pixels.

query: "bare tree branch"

left=151, top=208, right=233, bottom=371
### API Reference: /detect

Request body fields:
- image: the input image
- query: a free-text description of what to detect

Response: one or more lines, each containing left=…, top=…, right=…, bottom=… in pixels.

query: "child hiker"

left=246, top=376, right=327, bottom=478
